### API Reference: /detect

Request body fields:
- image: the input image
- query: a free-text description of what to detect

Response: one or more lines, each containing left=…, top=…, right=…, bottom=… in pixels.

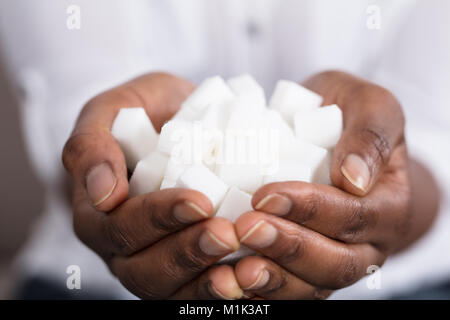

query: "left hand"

left=233, top=71, right=412, bottom=299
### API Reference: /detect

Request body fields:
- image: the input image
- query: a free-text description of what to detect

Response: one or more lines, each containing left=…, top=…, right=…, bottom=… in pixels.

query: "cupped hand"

left=234, top=71, right=415, bottom=299
left=62, top=73, right=243, bottom=299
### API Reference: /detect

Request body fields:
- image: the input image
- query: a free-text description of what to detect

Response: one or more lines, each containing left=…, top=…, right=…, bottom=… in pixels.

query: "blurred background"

left=0, top=0, right=449, bottom=300
left=0, top=58, right=43, bottom=299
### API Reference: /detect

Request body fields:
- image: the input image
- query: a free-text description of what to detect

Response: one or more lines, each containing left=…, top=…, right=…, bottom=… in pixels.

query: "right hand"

left=62, top=72, right=243, bottom=299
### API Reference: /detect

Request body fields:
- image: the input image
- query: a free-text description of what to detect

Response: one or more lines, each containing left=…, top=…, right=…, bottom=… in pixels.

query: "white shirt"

left=0, top=0, right=449, bottom=299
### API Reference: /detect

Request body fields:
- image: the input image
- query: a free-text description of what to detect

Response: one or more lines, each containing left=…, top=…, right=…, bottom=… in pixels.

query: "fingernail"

left=255, top=194, right=292, bottom=216
left=209, top=283, right=241, bottom=300
left=244, top=269, right=270, bottom=290
left=240, top=221, right=277, bottom=249
left=341, top=154, right=371, bottom=192
left=199, top=230, right=234, bottom=256
left=174, top=201, right=209, bottom=223
left=86, top=163, right=116, bottom=206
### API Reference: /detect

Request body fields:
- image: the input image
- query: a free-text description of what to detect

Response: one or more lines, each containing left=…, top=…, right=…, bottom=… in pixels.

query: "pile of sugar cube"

left=112, top=75, right=342, bottom=260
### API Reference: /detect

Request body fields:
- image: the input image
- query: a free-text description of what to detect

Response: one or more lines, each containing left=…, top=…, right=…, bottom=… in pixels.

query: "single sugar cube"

left=216, top=187, right=256, bottom=263
left=201, top=103, right=230, bottom=132
left=164, top=154, right=190, bottom=182
left=312, top=151, right=332, bottom=185
left=288, top=139, right=330, bottom=184
left=111, top=108, right=158, bottom=169
left=264, top=161, right=313, bottom=184
left=158, top=119, right=193, bottom=155
left=215, top=129, right=264, bottom=194
left=216, top=163, right=263, bottom=194
left=129, top=151, right=169, bottom=197
left=160, top=178, right=176, bottom=190
left=181, top=76, right=235, bottom=112
left=176, top=164, right=229, bottom=209
left=216, top=187, right=252, bottom=222
left=295, top=104, right=343, bottom=149
left=269, top=80, right=323, bottom=126
left=227, top=74, right=266, bottom=106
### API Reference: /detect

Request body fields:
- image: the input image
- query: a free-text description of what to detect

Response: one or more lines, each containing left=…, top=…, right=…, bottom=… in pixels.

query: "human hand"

left=62, top=73, right=243, bottom=299
left=234, top=70, right=412, bottom=299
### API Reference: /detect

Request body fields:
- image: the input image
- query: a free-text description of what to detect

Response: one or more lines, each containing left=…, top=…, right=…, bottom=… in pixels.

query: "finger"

left=235, top=256, right=332, bottom=300
left=171, top=265, right=243, bottom=300
left=62, top=73, right=194, bottom=212
left=235, top=212, right=386, bottom=289
left=252, top=180, right=409, bottom=246
left=110, top=217, right=240, bottom=299
left=73, top=188, right=214, bottom=257
left=333, top=84, right=405, bottom=196
left=303, top=71, right=405, bottom=196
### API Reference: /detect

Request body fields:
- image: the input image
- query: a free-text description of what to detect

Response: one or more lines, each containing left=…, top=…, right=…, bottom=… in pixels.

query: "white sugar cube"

left=295, top=104, right=343, bottom=149
left=216, top=187, right=252, bottom=222
left=129, top=151, right=169, bottom=197
left=111, top=108, right=158, bottom=169
left=288, top=139, right=330, bottom=184
left=181, top=76, right=235, bottom=111
left=216, top=187, right=255, bottom=262
left=158, top=119, right=192, bottom=155
left=163, top=154, right=190, bottom=182
left=269, top=80, right=323, bottom=126
left=227, top=97, right=265, bottom=130
left=160, top=178, right=176, bottom=190
left=176, top=164, right=229, bottom=209
left=312, top=151, right=332, bottom=185
left=201, top=103, right=230, bottom=132
left=264, top=161, right=313, bottom=185
left=216, top=163, right=263, bottom=194
left=227, top=74, right=266, bottom=106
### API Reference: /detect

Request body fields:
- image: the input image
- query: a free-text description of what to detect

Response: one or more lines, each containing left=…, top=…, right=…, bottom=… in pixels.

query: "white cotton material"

left=175, top=164, right=229, bottom=209
left=111, top=107, right=158, bottom=169
left=227, top=74, right=266, bottom=106
left=264, top=161, right=313, bottom=184
left=269, top=80, right=323, bottom=126
left=216, top=187, right=253, bottom=222
left=295, top=104, right=343, bottom=149
left=129, top=151, right=169, bottom=197
left=160, top=178, right=176, bottom=190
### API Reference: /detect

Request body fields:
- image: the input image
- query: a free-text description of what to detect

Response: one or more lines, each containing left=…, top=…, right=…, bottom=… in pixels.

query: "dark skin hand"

left=62, top=73, right=244, bottom=299
left=233, top=71, right=441, bottom=299
left=62, top=71, right=440, bottom=300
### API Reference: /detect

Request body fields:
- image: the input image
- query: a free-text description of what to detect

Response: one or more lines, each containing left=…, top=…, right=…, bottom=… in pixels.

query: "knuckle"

left=62, top=134, right=85, bottom=173
left=120, top=266, right=162, bottom=300
left=332, top=249, right=362, bottom=289
left=172, top=238, right=210, bottom=275
left=340, top=200, right=374, bottom=242
left=146, top=197, right=180, bottom=236
left=103, top=218, right=136, bottom=255
left=273, top=232, right=305, bottom=265
left=360, top=127, right=391, bottom=166
left=293, top=188, right=321, bottom=225
left=312, top=287, right=332, bottom=300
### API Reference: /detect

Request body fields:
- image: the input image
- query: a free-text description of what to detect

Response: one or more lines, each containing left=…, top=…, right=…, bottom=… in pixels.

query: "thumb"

left=330, top=87, right=405, bottom=196
left=62, top=90, right=134, bottom=212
